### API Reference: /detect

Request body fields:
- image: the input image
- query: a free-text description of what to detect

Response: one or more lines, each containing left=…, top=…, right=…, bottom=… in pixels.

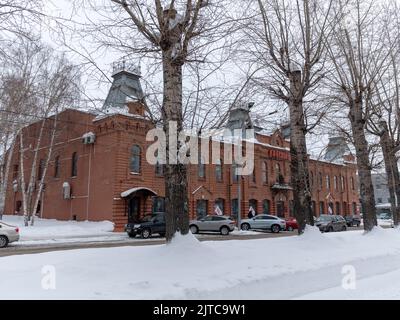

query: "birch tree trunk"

left=22, top=118, right=47, bottom=226
left=289, top=71, right=313, bottom=234
left=349, top=99, right=377, bottom=231
left=163, top=55, right=189, bottom=242
left=0, top=133, right=16, bottom=218
left=31, top=113, right=59, bottom=226
left=379, top=120, right=400, bottom=227
left=19, top=132, right=29, bottom=226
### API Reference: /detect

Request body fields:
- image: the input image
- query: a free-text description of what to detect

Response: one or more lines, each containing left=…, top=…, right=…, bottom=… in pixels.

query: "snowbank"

left=1, top=215, right=115, bottom=241
left=1, top=227, right=400, bottom=299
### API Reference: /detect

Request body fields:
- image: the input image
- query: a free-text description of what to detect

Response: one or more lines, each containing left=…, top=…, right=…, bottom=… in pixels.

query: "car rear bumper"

left=8, top=233, right=20, bottom=243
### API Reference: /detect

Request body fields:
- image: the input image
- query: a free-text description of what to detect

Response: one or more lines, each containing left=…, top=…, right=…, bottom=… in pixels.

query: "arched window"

left=155, top=150, right=164, bottom=176
left=71, top=152, right=78, bottom=177
left=336, top=202, right=341, bottom=215
left=275, top=163, right=281, bottom=182
left=326, top=175, right=331, bottom=190
left=351, top=177, right=355, bottom=190
left=263, top=199, right=271, bottom=214
left=214, top=198, right=225, bottom=214
left=196, top=200, right=208, bottom=218
left=334, top=176, right=338, bottom=190
left=311, top=201, right=316, bottom=215
left=215, top=159, right=223, bottom=182
left=232, top=163, right=239, bottom=183
left=262, top=162, right=268, bottom=184
left=319, top=172, right=323, bottom=190
left=341, top=176, right=345, bottom=190
left=252, top=167, right=256, bottom=183
left=130, top=145, right=141, bottom=174
left=198, top=156, right=206, bottom=179
left=319, top=201, right=325, bottom=215
left=231, top=199, right=238, bottom=218
left=54, top=156, right=60, bottom=178
left=153, top=197, right=165, bottom=213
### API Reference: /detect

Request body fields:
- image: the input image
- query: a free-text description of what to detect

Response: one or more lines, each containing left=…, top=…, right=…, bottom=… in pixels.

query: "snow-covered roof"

left=93, top=106, right=147, bottom=122
left=121, top=187, right=158, bottom=198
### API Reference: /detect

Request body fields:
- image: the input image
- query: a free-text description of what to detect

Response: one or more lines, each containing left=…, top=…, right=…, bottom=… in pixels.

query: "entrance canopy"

left=121, top=187, right=158, bottom=198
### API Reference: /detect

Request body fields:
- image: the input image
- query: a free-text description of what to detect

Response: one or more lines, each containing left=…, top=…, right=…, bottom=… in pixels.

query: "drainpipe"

left=86, top=144, right=93, bottom=221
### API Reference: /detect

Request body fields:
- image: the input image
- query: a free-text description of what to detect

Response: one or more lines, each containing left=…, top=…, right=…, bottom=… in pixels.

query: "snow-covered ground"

left=1, top=226, right=400, bottom=300
left=0, top=215, right=264, bottom=247
left=1, top=215, right=126, bottom=244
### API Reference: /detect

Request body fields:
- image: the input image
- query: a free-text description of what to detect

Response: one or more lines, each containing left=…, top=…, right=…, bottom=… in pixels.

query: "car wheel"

left=190, top=225, right=199, bottom=234
left=287, top=226, right=294, bottom=232
left=328, top=226, right=334, bottom=232
left=342, top=226, right=347, bottom=232
left=141, top=229, right=151, bottom=239
left=357, top=222, right=360, bottom=228
left=159, top=233, right=166, bottom=238
left=271, top=224, right=280, bottom=234
left=241, top=223, right=250, bottom=231
left=0, top=235, right=9, bottom=248
left=220, top=226, right=230, bottom=236
left=127, top=232, right=137, bottom=238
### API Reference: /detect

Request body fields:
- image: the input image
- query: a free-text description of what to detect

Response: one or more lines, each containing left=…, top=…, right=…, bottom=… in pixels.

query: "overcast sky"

left=40, top=0, right=377, bottom=161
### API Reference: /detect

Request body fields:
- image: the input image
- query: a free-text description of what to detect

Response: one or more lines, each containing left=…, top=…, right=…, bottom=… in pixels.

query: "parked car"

left=0, top=222, right=20, bottom=248
left=190, top=215, right=236, bottom=235
left=241, top=214, right=286, bottom=233
left=377, top=212, right=392, bottom=220
left=125, top=213, right=165, bottom=239
left=315, top=215, right=347, bottom=232
left=344, top=215, right=361, bottom=227
left=285, top=217, right=298, bottom=231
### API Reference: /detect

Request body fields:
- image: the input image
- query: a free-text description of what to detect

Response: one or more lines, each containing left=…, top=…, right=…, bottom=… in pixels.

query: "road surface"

left=0, top=226, right=368, bottom=258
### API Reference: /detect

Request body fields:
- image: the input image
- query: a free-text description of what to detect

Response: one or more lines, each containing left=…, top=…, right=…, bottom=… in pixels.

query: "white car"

left=241, top=214, right=286, bottom=233
left=0, top=221, right=20, bottom=248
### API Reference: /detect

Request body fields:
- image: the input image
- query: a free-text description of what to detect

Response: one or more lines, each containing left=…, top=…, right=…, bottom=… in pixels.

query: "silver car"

left=315, top=215, right=347, bottom=232
left=0, top=221, right=20, bottom=248
left=190, top=216, right=236, bottom=236
left=241, top=214, right=286, bottom=233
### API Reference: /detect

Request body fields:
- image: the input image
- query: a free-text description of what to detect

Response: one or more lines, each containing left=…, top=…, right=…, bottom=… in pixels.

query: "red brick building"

left=4, top=65, right=360, bottom=231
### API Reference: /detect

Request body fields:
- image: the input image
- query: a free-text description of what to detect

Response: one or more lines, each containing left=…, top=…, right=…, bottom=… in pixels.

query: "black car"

left=344, top=215, right=361, bottom=227
left=125, top=213, right=166, bottom=239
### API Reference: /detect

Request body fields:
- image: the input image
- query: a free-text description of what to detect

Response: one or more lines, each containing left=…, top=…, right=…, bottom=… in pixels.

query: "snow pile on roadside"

left=302, top=225, right=324, bottom=239
left=1, top=228, right=400, bottom=299
left=361, top=218, right=393, bottom=227
left=1, top=215, right=115, bottom=240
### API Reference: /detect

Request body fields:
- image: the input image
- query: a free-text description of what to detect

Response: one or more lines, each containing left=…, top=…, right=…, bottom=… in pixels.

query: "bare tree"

left=0, top=39, right=81, bottom=226
left=241, top=0, right=335, bottom=234
left=366, top=1, right=400, bottom=227
left=0, top=1, right=43, bottom=44
left=0, top=38, right=41, bottom=219
left=325, top=0, right=394, bottom=231
left=71, top=0, right=237, bottom=242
